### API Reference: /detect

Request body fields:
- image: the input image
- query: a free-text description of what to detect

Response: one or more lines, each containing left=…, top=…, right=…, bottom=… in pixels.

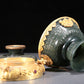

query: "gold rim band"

left=5, top=45, right=26, bottom=49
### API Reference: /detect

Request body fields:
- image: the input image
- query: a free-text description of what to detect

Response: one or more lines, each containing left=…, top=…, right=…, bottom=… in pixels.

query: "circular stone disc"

left=38, top=16, right=79, bottom=66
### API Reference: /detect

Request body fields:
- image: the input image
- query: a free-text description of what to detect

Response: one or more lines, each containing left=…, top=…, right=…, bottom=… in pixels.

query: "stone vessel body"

left=38, top=16, right=84, bottom=71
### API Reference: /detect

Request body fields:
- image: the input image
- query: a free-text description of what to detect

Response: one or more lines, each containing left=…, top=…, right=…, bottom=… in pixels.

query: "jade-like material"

left=38, top=16, right=84, bottom=71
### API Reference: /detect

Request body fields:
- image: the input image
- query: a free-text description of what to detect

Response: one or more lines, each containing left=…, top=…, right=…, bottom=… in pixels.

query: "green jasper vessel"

left=38, top=16, right=84, bottom=71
